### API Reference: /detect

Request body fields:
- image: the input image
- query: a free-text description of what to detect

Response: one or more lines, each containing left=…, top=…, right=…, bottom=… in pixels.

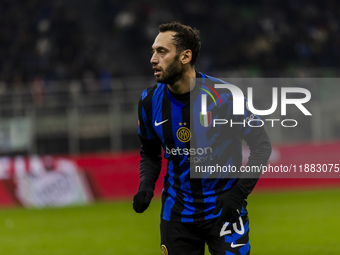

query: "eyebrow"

left=151, top=46, right=169, bottom=51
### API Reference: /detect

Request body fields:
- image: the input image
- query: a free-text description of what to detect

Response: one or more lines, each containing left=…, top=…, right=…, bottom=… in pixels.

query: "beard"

left=155, top=54, right=184, bottom=85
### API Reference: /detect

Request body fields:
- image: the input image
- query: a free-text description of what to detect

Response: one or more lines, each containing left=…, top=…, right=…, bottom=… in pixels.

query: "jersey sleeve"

left=138, top=89, right=157, bottom=140
left=228, top=96, right=272, bottom=198
left=137, top=89, right=162, bottom=191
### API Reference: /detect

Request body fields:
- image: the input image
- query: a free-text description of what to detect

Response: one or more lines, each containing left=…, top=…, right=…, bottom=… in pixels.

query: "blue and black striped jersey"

left=138, top=72, right=271, bottom=222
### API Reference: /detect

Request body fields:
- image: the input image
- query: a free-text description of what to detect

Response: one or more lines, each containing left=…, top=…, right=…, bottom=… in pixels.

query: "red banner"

left=0, top=141, right=340, bottom=207
left=0, top=156, right=93, bottom=207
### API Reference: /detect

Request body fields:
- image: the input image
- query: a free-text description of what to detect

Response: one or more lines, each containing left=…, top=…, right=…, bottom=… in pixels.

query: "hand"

left=212, top=186, right=245, bottom=226
left=133, top=187, right=154, bottom=213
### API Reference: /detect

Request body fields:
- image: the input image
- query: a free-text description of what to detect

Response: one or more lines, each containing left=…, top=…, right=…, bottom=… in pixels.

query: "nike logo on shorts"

left=230, top=242, right=246, bottom=248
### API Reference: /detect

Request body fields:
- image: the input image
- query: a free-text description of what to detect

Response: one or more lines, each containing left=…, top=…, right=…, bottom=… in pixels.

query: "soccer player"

left=133, top=22, right=271, bottom=255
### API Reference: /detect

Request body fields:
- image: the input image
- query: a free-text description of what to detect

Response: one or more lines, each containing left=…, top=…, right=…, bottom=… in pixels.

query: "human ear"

left=181, top=49, right=192, bottom=65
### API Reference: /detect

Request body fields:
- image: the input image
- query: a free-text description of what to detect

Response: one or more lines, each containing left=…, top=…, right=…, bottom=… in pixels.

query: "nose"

left=150, top=52, right=158, bottom=65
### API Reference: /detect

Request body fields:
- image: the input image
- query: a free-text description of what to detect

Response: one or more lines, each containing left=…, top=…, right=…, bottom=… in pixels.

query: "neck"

left=167, top=67, right=196, bottom=94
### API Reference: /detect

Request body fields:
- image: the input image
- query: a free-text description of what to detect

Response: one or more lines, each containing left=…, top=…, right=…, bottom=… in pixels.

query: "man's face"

left=150, top=31, right=184, bottom=85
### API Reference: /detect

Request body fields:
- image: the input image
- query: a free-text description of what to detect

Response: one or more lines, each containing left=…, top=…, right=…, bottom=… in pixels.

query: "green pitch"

left=0, top=188, right=339, bottom=255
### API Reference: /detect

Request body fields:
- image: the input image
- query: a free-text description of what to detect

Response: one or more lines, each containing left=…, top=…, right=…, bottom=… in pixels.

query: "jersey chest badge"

left=176, top=122, right=191, bottom=142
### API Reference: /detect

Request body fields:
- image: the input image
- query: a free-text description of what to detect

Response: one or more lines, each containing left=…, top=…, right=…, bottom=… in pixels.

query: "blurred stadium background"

left=0, top=0, right=340, bottom=254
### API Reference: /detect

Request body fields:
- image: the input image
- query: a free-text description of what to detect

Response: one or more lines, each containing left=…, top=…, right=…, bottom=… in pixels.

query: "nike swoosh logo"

left=230, top=242, right=246, bottom=248
left=154, top=119, right=168, bottom=126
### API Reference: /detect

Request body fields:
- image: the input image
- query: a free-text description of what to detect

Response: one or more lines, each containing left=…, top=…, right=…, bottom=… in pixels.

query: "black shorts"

left=160, top=209, right=250, bottom=255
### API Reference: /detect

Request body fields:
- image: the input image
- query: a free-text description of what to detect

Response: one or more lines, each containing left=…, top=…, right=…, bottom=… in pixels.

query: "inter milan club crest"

left=176, top=122, right=191, bottom=142
left=161, top=244, right=168, bottom=255
left=200, top=111, right=212, bottom=127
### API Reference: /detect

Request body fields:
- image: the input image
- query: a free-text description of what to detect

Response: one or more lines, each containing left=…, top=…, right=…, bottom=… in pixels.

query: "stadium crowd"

left=1, top=0, right=340, bottom=91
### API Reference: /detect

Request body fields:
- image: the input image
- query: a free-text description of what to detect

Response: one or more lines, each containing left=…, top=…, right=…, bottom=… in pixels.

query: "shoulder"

left=198, top=72, right=226, bottom=83
left=198, top=72, right=233, bottom=103
left=139, top=83, right=166, bottom=108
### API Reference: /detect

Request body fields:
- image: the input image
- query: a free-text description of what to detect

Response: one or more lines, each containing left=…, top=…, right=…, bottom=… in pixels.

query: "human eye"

left=159, top=49, right=167, bottom=55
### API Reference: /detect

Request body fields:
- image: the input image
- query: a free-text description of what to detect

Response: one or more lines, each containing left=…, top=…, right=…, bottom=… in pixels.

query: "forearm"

left=140, top=150, right=162, bottom=190
left=139, top=136, right=162, bottom=190
left=236, top=128, right=272, bottom=198
left=133, top=136, right=161, bottom=213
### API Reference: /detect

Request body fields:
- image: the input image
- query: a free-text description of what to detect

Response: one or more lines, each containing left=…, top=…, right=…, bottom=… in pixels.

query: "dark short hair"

left=159, top=22, right=201, bottom=66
